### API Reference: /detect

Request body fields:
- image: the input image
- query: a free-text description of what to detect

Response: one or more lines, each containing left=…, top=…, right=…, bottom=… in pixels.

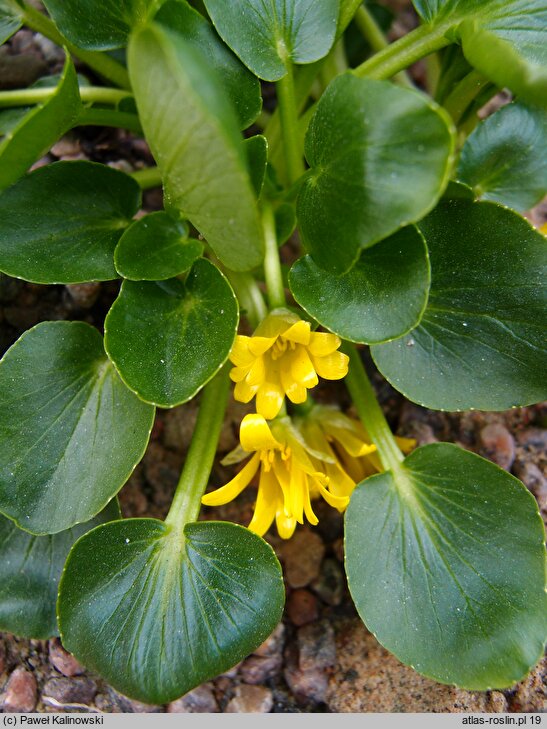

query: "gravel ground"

left=0, top=12, right=546, bottom=714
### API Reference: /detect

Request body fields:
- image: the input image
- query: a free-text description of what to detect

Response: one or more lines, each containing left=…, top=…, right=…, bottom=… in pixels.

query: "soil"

left=1, top=6, right=546, bottom=715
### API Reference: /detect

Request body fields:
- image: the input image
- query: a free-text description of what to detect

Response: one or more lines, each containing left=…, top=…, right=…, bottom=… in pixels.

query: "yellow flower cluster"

left=202, top=310, right=412, bottom=539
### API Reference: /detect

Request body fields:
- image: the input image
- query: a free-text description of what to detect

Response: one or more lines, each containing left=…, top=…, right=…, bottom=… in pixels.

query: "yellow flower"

left=202, top=413, right=349, bottom=539
left=229, top=309, right=349, bottom=419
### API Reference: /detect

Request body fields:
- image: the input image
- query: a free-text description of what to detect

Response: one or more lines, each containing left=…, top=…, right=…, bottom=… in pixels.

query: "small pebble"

left=225, top=684, right=273, bottom=713
left=2, top=667, right=37, bottom=712
left=253, top=623, right=285, bottom=657
left=311, top=558, right=345, bottom=607
left=48, top=640, right=84, bottom=677
left=65, top=282, right=101, bottom=310
left=479, top=423, right=515, bottom=470
left=287, top=589, right=319, bottom=626
left=298, top=620, right=336, bottom=672
left=167, top=684, right=218, bottom=713
left=42, top=676, right=97, bottom=705
left=280, top=529, right=325, bottom=588
left=240, top=655, right=282, bottom=684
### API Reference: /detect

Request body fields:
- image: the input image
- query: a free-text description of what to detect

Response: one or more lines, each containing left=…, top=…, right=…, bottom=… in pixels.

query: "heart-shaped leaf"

left=42, top=0, right=162, bottom=49
left=289, top=226, right=430, bottom=344
left=0, top=500, right=120, bottom=640
left=0, top=321, right=155, bottom=534
left=128, top=23, right=263, bottom=272
left=0, top=0, right=21, bottom=45
left=457, top=102, right=547, bottom=212
left=114, top=212, right=202, bottom=281
left=345, top=443, right=547, bottom=689
left=297, top=73, right=454, bottom=274
left=58, top=519, right=284, bottom=704
left=372, top=199, right=547, bottom=411
left=105, top=259, right=238, bottom=407
left=412, top=1, right=547, bottom=107
left=155, top=0, right=261, bottom=129
left=0, top=161, right=141, bottom=284
left=0, top=56, right=81, bottom=193
left=203, top=0, right=339, bottom=82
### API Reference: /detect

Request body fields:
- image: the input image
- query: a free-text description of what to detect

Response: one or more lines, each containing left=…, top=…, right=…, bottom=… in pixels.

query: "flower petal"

left=316, top=479, right=349, bottom=512
left=282, top=320, right=311, bottom=345
left=303, top=485, right=319, bottom=526
left=230, top=336, right=254, bottom=367
left=248, top=336, right=276, bottom=356
left=256, top=380, right=285, bottom=419
left=246, top=355, right=266, bottom=387
left=247, top=467, right=278, bottom=537
left=311, top=351, right=349, bottom=380
left=201, top=453, right=260, bottom=506
left=327, top=423, right=377, bottom=458
left=240, top=413, right=282, bottom=452
left=254, top=309, right=298, bottom=338
left=275, top=509, right=297, bottom=539
left=229, top=366, right=249, bottom=383
left=234, top=378, right=259, bottom=403
left=290, top=347, right=319, bottom=388
left=308, top=332, right=341, bottom=357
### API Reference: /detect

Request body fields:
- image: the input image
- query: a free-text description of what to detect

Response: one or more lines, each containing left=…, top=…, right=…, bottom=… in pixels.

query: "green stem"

left=442, top=69, right=490, bottom=125
left=77, top=108, right=142, bottom=134
left=354, top=22, right=451, bottom=80
left=338, top=0, right=367, bottom=38
left=343, top=344, right=404, bottom=471
left=276, top=62, right=305, bottom=185
left=225, top=271, right=267, bottom=330
left=262, top=203, right=286, bottom=310
left=0, top=85, right=131, bottom=108
left=165, top=365, right=231, bottom=529
left=354, top=5, right=413, bottom=87
left=130, top=166, right=163, bottom=190
left=21, top=4, right=131, bottom=89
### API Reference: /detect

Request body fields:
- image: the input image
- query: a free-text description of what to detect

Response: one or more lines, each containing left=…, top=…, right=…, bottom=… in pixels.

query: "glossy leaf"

left=290, top=226, right=430, bottom=344
left=42, top=0, right=162, bottom=49
left=0, top=161, right=141, bottom=284
left=297, top=73, right=454, bottom=274
left=372, top=199, right=547, bottom=411
left=0, top=500, right=120, bottom=640
left=0, top=322, right=155, bottom=535
left=203, top=0, right=339, bottom=82
left=129, top=24, right=263, bottom=272
left=105, top=259, right=238, bottom=407
left=458, top=103, right=547, bottom=212
left=155, top=0, right=261, bottom=129
left=245, top=135, right=268, bottom=198
left=0, top=0, right=21, bottom=45
left=412, top=1, right=547, bottom=106
left=58, top=519, right=285, bottom=704
left=346, top=443, right=547, bottom=689
left=114, top=212, right=202, bottom=281
left=0, top=56, right=81, bottom=192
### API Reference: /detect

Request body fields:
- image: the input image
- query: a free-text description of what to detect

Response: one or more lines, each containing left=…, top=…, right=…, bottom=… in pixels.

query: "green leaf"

left=128, top=23, right=263, bottom=272
left=290, top=226, right=430, bottom=344
left=457, top=102, right=547, bottom=212
left=0, top=500, right=120, bottom=640
left=297, top=73, right=454, bottom=274
left=42, top=0, right=162, bottom=50
left=245, top=135, right=268, bottom=198
left=0, top=322, right=154, bottom=535
left=114, top=212, right=202, bottom=281
left=155, top=0, right=262, bottom=129
left=58, top=519, right=285, bottom=704
left=372, top=199, right=547, bottom=411
left=0, top=56, right=81, bottom=193
left=345, top=443, right=547, bottom=689
left=0, top=0, right=21, bottom=45
left=105, top=259, right=238, bottom=408
left=202, top=0, right=339, bottom=82
left=412, top=1, right=547, bottom=107
left=0, top=161, right=141, bottom=284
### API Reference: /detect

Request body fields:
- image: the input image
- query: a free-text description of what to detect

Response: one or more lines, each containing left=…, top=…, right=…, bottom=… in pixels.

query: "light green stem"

left=262, top=203, right=286, bottom=310
left=0, top=86, right=131, bottom=108
left=21, top=4, right=131, bottom=89
left=226, top=272, right=268, bottom=330
left=442, top=69, right=491, bottom=125
left=130, top=166, right=163, bottom=190
left=276, top=62, right=305, bottom=185
left=165, top=365, right=231, bottom=529
left=77, top=108, right=142, bottom=134
left=354, top=5, right=413, bottom=87
left=344, top=344, right=404, bottom=471
left=354, top=22, right=451, bottom=80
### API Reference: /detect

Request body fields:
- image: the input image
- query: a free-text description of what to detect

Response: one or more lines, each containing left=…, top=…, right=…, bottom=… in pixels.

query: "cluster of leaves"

left=0, top=0, right=545, bottom=706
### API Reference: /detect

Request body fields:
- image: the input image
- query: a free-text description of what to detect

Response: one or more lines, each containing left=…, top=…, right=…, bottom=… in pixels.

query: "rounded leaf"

left=0, top=0, right=22, bottom=45
left=114, top=212, right=202, bottom=281
left=297, top=73, right=454, bottom=273
left=58, top=519, right=285, bottom=704
left=105, top=259, right=239, bottom=407
left=372, top=199, right=547, bottom=411
left=345, top=443, right=547, bottom=689
left=0, top=161, right=141, bottom=284
left=289, top=226, right=430, bottom=344
left=0, top=500, right=120, bottom=640
left=0, top=321, right=155, bottom=534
